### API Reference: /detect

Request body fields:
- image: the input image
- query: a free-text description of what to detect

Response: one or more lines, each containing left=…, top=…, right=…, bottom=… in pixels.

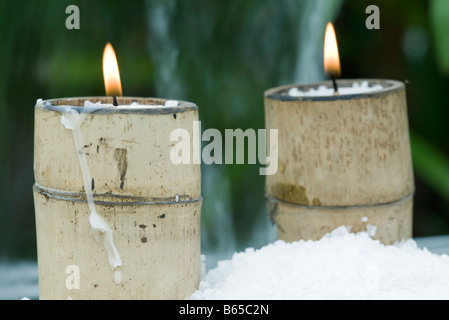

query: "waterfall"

left=145, top=0, right=343, bottom=270
left=294, top=0, right=344, bottom=84
left=145, top=0, right=184, bottom=99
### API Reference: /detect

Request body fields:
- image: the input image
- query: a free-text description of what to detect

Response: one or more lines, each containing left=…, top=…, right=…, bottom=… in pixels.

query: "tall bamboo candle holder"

left=264, top=79, right=414, bottom=244
left=33, top=97, right=201, bottom=300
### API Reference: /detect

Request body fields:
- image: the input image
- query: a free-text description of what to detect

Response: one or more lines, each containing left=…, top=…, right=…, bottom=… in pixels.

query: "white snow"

left=189, top=226, right=449, bottom=300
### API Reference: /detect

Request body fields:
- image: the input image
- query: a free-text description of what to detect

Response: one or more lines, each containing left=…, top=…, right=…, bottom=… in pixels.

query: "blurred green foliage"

left=0, top=0, right=448, bottom=260
left=430, top=0, right=449, bottom=74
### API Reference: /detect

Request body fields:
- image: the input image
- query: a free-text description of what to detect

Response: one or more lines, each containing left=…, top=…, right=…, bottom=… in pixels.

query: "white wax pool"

left=83, top=100, right=179, bottom=108
left=288, top=81, right=383, bottom=97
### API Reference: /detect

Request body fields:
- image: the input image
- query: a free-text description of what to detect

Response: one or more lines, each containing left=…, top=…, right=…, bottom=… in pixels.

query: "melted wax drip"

left=60, top=106, right=123, bottom=284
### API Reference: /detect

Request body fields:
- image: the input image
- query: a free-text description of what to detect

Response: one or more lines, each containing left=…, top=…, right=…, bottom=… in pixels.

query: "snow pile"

left=189, top=226, right=449, bottom=300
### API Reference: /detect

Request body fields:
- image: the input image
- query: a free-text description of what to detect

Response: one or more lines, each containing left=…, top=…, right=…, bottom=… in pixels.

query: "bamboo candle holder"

left=33, top=97, right=201, bottom=300
left=264, top=80, right=414, bottom=244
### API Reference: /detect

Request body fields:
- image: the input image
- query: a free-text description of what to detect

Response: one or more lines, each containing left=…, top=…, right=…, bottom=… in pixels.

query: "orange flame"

left=103, top=43, right=122, bottom=96
left=324, top=23, right=341, bottom=78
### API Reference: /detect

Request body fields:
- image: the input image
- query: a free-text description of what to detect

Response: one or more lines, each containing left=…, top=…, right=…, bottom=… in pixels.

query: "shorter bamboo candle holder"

left=264, top=80, right=414, bottom=244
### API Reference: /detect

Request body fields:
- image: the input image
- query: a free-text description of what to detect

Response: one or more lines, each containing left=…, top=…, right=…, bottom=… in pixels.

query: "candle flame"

left=324, top=22, right=341, bottom=78
left=103, top=43, right=122, bottom=96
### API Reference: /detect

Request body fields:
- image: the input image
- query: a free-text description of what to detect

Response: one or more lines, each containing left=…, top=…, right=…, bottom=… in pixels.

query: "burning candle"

left=33, top=43, right=202, bottom=300
left=324, top=22, right=341, bottom=94
left=264, top=23, right=414, bottom=244
left=103, top=43, right=122, bottom=101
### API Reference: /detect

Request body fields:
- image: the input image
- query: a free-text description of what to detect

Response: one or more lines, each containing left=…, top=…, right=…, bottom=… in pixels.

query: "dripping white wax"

left=59, top=105, right=123, bottom=283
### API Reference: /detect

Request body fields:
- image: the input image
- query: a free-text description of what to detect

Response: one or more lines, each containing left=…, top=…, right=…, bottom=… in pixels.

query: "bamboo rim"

left=37, top=97, right=198, bottom=115
left=265, top=79, right=405, bottom=102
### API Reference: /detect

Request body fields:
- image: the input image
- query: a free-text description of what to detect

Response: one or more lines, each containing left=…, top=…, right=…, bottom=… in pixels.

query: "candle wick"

left=112, top=96, right=118, bottom=107
left=330, top=75, right=339, bottom=95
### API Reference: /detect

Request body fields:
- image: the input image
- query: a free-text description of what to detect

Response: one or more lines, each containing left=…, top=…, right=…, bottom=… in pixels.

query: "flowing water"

left=294, top=0, right=344, bottom=83
left=145, top=0, right=343, bottom=270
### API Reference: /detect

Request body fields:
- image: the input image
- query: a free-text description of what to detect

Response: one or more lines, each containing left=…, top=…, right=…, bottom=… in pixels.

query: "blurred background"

left=1, top=0, right=449, bottom=298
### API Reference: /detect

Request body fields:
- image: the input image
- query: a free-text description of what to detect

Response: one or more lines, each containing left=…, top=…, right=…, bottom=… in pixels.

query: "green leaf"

left=410, top=131, right=449, bottom=202
left=430, top=0, right=449, bottom=74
